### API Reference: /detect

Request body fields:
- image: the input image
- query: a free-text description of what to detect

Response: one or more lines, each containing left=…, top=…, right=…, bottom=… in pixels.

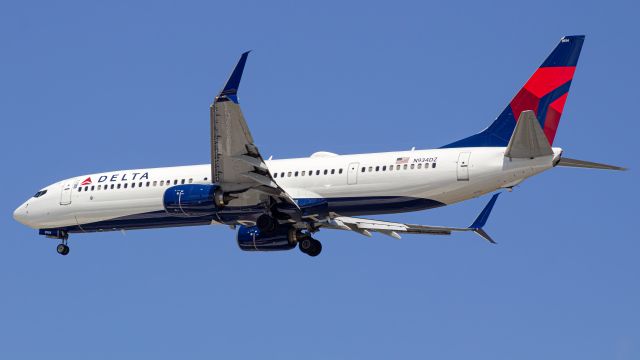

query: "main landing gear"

left=299, top=237, right=322, bottom=257
left=256, top=214, right=278, bottom=233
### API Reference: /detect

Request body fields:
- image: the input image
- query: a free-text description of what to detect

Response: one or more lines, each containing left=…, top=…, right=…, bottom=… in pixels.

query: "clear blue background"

left=1, top=1, right=638, bottom=359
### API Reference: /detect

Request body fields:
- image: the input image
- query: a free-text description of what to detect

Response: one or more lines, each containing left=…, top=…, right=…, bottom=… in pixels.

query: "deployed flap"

left=505, top=110, right=554, bottom=159
left=318, top=193, right=501, bottom=244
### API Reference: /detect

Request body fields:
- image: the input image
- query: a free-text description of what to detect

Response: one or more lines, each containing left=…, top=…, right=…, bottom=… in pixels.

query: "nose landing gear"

left=56, top=242, right=70, bottom=256
left=40, top=229, right=70, bottom=256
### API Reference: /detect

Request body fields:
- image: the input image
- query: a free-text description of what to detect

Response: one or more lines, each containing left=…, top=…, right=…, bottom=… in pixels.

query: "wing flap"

left=318, top=193, right=501, bottom=243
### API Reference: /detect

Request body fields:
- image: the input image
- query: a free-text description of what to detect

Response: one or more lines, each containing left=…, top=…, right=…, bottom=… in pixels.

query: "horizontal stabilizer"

left=556, top=157, right=627, bottom=171
left=505, top=110, right=554, bottom=159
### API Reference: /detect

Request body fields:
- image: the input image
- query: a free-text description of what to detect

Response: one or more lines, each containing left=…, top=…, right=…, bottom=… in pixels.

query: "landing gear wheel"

left=56, top=243, right=69, bottom=256
left=299, top=238, right=322, bottom=257
left=307, top=239, right=322, bottom=257
left=299, top=238, right=313, bottom=253
left=256, top=214, right=278, bottom=233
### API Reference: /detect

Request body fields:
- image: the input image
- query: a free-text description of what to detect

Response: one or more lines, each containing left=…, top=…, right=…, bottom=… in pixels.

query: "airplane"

left=13, top=35, right=625, bottom=257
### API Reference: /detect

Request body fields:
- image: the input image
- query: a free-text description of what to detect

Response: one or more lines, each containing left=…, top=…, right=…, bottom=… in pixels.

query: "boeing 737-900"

left=13, top=35, right=625, bottom=256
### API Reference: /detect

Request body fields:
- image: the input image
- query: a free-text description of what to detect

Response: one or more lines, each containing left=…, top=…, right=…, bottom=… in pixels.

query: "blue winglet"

left=467, top=193, right=500, bottom=243
left=469, top=193, right=500, bottom=230
left=219, top=51, right=251, bottom=103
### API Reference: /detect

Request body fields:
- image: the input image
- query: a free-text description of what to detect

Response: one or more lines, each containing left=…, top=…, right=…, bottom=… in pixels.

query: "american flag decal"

left=396, top=157, right=409, bottom=164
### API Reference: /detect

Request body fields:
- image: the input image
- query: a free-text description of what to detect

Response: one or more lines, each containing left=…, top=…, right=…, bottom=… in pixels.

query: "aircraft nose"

left=13, top=203, right=29, bottom=225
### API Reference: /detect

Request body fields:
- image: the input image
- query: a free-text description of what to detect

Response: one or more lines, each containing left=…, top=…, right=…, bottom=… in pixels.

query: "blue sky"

left=1, top=1, right=638, bottom=359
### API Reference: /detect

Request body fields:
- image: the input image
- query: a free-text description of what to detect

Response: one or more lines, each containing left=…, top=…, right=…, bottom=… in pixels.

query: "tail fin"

left=443, top=35, right=585, bottom=148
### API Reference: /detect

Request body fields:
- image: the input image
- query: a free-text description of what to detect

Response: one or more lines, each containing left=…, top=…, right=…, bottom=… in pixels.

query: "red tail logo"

left=81, top=177, right=92, bottom=186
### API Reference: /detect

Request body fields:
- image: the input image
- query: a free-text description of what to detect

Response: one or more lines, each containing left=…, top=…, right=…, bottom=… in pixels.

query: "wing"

left=317, top=193, right=501, bottom=243
left=210, top=52, right=298, bottom=207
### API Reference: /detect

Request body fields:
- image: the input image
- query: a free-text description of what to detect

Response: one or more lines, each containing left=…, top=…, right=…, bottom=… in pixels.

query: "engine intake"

left=237, top=225, right=302, bottom=251
left=163, top=184, right=225, bottom=216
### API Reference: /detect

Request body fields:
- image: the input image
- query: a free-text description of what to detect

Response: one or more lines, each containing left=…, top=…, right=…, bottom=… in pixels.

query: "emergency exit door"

left=457, top=152, right=471, bottom=181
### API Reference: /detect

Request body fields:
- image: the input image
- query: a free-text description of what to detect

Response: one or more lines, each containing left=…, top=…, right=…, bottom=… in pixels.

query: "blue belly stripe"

left=48, top=196, right=445, bottom=233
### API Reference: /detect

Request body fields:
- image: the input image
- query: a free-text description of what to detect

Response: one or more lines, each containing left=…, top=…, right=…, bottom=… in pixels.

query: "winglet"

left=218, top=51, right=251, bottom=103
left=468, top=193, right=500, bottom=243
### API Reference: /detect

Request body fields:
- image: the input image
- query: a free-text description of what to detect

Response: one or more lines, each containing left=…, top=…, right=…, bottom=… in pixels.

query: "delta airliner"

left=13, top=35, right=625, bottom=256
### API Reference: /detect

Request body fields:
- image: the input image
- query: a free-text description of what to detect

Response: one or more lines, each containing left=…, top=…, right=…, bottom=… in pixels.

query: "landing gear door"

left=457, top=152, right=471, bottom=181
left=347, top=162, right=359, bottom=185
left=59, top=180, right=76, bottom=205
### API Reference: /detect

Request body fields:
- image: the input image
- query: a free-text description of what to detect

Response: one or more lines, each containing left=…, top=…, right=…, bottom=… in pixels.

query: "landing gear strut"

left=299, top=237, right=322, bottom=257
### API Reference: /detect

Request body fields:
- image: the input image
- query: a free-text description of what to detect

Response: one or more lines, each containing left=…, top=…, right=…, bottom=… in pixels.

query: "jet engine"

left=237, top=225, right=302, bottom=251
left=163, top=184, right=225, bottom=216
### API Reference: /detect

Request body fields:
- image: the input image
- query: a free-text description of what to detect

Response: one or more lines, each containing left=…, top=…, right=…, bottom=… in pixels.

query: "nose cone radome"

left=13, top=202, right=30, bottom=226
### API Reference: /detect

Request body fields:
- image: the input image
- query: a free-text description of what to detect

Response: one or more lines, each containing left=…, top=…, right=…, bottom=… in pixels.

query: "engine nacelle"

left=237, top=225, right=302, bottom=251
left=163, top=184, right=225, bottom=216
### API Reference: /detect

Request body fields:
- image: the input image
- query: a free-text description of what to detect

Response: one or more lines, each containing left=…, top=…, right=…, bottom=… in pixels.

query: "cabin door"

left=457, top=152, right=471, bottom=181
left=59, top=180, right=75, bottom=205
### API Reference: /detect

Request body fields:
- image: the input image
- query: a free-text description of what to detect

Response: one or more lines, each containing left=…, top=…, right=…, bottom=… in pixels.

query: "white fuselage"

left=13, top=147, right=562, bottom=232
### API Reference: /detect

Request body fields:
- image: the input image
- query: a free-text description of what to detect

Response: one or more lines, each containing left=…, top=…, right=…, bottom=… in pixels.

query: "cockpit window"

left=33, top=189, right=47, bottom=198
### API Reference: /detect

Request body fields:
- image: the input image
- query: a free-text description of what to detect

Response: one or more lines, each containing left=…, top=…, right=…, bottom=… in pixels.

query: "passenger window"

left=181, top=179, right=185, bottom=184
left=309, top=170, right=313, bottom=175
left=110, top=184, right=115, bottom=189
left=403, top=164, right=408, bottom=170
left=160, top=180, right=164, bottom=186
left=382, top=166, right=386, bottom=171
left=396, top=165, right=400, bottom=170
left=368, top=166, right=373, bottom=172
left=104, top=186, right=108, bottom=191
left=84, top=186, right=89, bottom=191
left=139, top=182, right=143, bottom=187
left=153, top=181, right=157, bottom=186
left=324, top=169, right=328, bottom=175
left=331, top=169, right=335, bottom=175
left=316, top=170, right=320, bottom=175
left=117, top=184, right=121, bottom=189
left=339, top=169, right=343, bottom=174
left=97, top=185, right=101, bottom=190
left=147, top=182, right=151, bottom=186
left=124, top=183, right=128, bottom=189
left=361, top=167, right=366, bottom=172
left=301, top=171, right=305, bottom=176
left=432, top=163, right=436, bottom=168
left=173, top=180, right=178, bottom=185
left=273, top=173, right=278, bottom=178
left=418, top=163, right=422, bottom=169
left=410, top=164, right=415, bottom=169
left=188, top=179, right=193, bottom=184
left=295, top=171, right=299, bottom=177
left=389, top=166, right=393, bottom=171
left=287, top=172, right=291, bottom=177
left=204, top=177, right=208, bottom=181
left=375, top=166, right=379, bottom=172
left=78, top=187, right=82, bottom=192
